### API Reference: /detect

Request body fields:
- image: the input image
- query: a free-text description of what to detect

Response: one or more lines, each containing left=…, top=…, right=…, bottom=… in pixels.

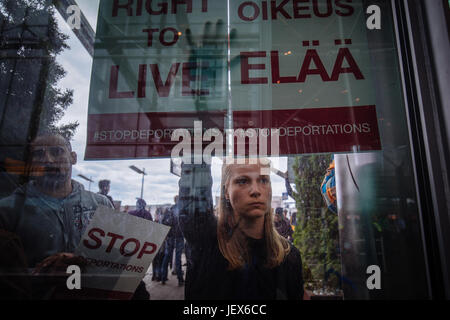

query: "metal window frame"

left=393, top=0, right=450, bottom=299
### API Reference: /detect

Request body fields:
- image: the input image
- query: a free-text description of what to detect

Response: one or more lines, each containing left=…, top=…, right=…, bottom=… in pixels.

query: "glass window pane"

left=0, top=0, right=434, bottom=301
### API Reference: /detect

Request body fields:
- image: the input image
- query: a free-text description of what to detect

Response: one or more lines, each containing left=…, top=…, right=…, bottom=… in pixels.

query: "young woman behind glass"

left=177, top=159, right=304, bottom=300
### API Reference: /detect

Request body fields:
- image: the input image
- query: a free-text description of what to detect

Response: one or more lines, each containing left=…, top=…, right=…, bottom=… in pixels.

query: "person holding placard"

left=0, top=133, right=141, bottom=299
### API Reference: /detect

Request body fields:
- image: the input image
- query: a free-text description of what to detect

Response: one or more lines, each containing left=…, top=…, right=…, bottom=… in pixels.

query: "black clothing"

left=275, top=217, right=294, bottom=239
left=131, top=281, right=150, bottom=300
left=0, top=229, right=32, bottom=299
left=163, top=204, right=183, bottom=239
left=179, top=210, right=303, bottom=300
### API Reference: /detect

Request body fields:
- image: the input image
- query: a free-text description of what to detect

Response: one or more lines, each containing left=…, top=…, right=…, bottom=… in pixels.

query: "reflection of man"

left=98, top=179, right=114, bottom=207
left=274, top=207, right=293, bottom=242
left=0, top=133, right=113, bottom=298
left=161, top=196, right=185, bottom=286
left=128, top=198, right=152, bottom=221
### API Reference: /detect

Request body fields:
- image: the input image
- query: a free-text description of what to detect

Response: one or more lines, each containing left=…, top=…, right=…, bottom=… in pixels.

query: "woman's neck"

left=238, top=216, right=265, bottom=239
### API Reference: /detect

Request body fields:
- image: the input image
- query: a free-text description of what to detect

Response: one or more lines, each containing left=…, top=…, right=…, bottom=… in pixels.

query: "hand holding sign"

left=32, top=253, right=88, bottom=297
left=33, top=253, right=87, bottom=276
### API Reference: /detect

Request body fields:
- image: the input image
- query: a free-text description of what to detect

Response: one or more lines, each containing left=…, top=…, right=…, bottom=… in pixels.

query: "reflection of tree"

left=291, top=154, right=342, bottom=294
left=0, top=0, right=77, bottom=196
left=0, top=0, right=78, bottom=141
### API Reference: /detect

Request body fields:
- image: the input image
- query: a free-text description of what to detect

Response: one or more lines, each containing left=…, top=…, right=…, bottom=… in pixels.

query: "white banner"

left=75, top=206, right=170, bottom=297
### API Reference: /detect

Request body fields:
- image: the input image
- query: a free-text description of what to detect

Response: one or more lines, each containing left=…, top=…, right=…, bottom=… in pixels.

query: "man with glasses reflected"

left=0, top=133, right=113, bottom=299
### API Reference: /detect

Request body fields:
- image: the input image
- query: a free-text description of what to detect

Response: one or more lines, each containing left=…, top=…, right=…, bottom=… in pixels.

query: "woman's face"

left=225, top=164, right=272, bottom=220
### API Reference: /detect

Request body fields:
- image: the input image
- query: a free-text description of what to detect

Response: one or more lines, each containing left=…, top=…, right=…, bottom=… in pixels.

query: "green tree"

left=0, top=0, right=78, bottom=142
left=0, top=0, right=78, bottom=195
left=291, top=154, right=342, bottom=293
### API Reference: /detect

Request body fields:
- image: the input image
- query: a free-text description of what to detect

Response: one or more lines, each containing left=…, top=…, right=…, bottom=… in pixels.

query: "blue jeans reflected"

left=161, top=237, right=185, bottom=281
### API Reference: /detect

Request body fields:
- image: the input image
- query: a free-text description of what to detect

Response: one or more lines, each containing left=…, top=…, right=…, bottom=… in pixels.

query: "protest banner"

left=74, top=206, right=170, bottom=299
left=85, top=0, right=381, bottom=160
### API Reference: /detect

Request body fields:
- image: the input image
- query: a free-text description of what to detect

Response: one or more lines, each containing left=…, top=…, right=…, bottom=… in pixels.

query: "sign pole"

left=140, top=168, right=145, bottom=199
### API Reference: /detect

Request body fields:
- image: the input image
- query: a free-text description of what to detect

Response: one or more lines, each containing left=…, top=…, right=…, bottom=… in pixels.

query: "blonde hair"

left=217, top=159, right=291, bottom=270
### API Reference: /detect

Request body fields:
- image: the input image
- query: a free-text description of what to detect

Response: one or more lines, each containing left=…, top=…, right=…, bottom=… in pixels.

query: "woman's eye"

left=236, top=178, right=248, bottom=185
